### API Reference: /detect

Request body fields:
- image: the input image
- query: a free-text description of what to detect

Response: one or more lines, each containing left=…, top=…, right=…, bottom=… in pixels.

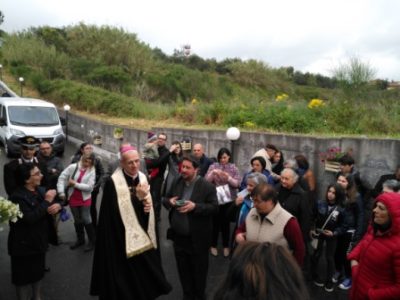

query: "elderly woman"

left=348, top=192, right=400, bottom=299
left=8, top=163, right=61, bottom=300
left=234, top=172, right=269, bottom=229
left=58, top=153, right=96, bottom=251
left=206, top=147, right=241, bottom=257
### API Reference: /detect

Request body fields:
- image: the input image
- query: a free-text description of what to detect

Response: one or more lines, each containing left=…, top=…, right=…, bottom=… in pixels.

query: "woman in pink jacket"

left=348, top=192, right=400, bottom=300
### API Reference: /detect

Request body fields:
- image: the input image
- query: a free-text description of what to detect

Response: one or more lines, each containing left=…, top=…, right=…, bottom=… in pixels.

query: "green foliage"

left=30, top=26, right=68, bottom=52
left=41, top=79, right=173, bottom=119
left=1, top=24, right=399, bottom=137
left=228, top=59, right=279, bottom=89
left=146, top=64, right=230, bottom=102
left=64, top=23, right=154, bottom=79
left=84, top=65, right=131, bottom=93
left=30, top=73, right=54, bottom=94
left=2, top=34, right=70, bottom=80
left=332, top=56, right=376, bottom=91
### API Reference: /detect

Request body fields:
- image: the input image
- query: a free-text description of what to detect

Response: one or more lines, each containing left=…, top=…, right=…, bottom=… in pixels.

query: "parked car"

left=0, top=98, right=66, bottom=157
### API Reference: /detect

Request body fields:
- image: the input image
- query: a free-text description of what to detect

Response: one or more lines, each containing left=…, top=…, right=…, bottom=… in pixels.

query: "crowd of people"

left=3, top=133, right=400, bottom=300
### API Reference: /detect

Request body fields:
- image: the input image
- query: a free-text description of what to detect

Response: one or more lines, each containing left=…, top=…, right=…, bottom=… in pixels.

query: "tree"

left=0, top=11, right=4, bottom=26
left=331, top=56, right=376, bottom=90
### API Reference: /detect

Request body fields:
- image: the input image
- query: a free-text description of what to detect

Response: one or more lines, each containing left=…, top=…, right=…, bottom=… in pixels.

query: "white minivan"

left=0, top=97, right=66, bottom=157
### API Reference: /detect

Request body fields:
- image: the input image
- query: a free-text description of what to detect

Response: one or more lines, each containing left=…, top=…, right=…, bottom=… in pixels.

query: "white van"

left=0, top=97, right=66, bottom=157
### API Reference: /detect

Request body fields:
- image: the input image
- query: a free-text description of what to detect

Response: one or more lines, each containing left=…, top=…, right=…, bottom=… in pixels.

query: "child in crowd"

left=143, top=132, right=159, bottom=179
left=311, top=183, right=345, bottom=292
left=334, top=173, right=364, bottom=291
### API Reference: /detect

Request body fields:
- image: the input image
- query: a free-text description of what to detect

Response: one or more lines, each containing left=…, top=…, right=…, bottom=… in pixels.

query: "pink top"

left=69, top=169, right=92, bottom=207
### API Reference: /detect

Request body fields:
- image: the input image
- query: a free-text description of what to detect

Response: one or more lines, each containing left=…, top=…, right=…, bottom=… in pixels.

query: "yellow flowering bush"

left=308, top=98, right=325, bottom=109
left=244, top=121, right=256, bottom=128
left=275, top=93, right=289, bottom=102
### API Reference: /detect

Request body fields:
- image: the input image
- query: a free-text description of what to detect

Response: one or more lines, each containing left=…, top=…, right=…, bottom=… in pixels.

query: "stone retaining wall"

left=63, top=111, right=400, bottom=198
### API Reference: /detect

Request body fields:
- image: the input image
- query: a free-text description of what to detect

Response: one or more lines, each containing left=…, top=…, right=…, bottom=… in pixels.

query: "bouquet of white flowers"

left=0, top=196, right=23, bottom=230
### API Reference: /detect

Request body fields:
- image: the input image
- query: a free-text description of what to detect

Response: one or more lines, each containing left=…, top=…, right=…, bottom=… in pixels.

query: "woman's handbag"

left=216, top=184, right=232, bottom=205
left=64, top=164, right=79, bottom=205
left=311, top=206, right=338, bottom=250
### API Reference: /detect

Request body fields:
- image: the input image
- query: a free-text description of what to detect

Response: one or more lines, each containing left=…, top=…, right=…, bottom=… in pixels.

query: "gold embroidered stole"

left=111, top=168, right=157, bottom=258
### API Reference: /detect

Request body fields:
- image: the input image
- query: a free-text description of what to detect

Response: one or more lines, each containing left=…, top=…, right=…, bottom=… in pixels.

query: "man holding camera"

left=163, top=155, right=218, bottom=300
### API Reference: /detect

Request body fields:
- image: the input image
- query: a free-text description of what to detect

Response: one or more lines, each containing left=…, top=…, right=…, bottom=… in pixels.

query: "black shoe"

left=313, top=278, right=324, bottom=287
left=325, top=281, right=334, bottom=292
left=70, top=241, right=85, bottom=250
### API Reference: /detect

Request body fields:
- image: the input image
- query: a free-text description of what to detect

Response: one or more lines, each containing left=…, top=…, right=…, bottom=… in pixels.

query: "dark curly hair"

left=214, top=242, right=309, bottom=300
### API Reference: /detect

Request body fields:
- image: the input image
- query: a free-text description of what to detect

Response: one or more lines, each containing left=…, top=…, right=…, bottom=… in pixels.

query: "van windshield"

left=8, top=106, right=60, bottom=126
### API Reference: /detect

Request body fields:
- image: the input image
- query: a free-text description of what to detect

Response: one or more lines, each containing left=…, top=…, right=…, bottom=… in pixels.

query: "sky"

left=1, top=0, right=400, bottom=80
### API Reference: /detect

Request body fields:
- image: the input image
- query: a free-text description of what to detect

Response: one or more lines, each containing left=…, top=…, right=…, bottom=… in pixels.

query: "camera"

left=176, top=199, right=186, bottom=207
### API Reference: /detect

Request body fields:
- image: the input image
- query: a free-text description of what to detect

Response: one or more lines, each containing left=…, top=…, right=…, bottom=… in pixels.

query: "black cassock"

left=90, top=173, right=171, bottom=300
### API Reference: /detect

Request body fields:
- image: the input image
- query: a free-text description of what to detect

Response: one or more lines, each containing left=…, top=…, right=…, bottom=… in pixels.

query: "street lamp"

left=19, top=77, right=24, bottom=96
left=226, top=127, right=240, bottom=163
left=0, top=64, right=3, bottom=81
left=63, top=104, right=71, bottom=142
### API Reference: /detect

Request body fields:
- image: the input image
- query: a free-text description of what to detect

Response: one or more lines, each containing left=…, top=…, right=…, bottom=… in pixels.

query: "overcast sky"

left=2, top=0, right=400, bottom=80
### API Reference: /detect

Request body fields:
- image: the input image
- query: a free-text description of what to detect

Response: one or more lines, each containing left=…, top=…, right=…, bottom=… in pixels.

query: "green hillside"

left=1, top=24, right=399, bottom=136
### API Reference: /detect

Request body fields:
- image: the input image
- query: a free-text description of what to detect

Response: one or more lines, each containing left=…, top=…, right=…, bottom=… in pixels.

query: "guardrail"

left=0, top=80, right=19, bottom=97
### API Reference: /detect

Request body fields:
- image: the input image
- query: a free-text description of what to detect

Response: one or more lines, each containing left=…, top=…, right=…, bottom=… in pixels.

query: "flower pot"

left=93, top=136, right=102, bottom=146
left=324, top=160, right=341, bottom=173
left=113, top=128, right=124, bottom=140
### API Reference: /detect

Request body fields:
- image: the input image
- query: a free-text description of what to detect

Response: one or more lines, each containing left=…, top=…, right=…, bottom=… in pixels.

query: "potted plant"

left=113, top=127, right=124, bottom=140
left=93, top=134, right=102, bottom=146
left=319, top=147, right=347, bottom=172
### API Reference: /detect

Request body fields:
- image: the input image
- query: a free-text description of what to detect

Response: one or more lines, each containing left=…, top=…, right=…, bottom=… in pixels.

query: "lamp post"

left=63, top=104, right=71, bottom=142
left=19, top=77, right=24, bottom=96
left=0, top=64, right=3, bottom=81
left=226, top=127, right=241, bottom=163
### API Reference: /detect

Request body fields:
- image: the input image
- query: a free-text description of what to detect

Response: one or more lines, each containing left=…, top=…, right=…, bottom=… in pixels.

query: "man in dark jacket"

left=37, top=141, right=64, bottom=189
left=146, top=133, right=174, bottom=222
left=192, top=143, right=213, bottom=177
left=3, top=136, right=48, bottom=196
left=371, top=165, right=400, bottom=198
left=37, top=141, right=65, bottom=244
left=338, top=155, right=371, bottom=198
left=163, top=155, right=218, bottom=300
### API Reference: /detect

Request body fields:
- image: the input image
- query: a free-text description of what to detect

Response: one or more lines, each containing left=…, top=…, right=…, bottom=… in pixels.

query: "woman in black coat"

left=8, top=163, right=61, bottom=300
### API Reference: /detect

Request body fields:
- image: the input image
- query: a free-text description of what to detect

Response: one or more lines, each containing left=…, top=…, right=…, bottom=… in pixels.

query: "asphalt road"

left=0, top=142, right=348, bottom=300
